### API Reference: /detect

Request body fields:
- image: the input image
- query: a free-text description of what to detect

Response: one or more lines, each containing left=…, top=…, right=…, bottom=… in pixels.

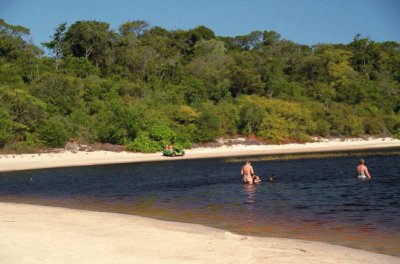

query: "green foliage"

left=193, top=101, right=223, bottom=142
left=395, top=128, right=400, bottom=139
left=60, top=56, right=101, bottom=78
left=173, top=105, right=199, bottom=124
left=119, top=20, right=149, bottom=37
left=126, top=131, right=161, bottom=153
left=327, top=103, right=364, bottom=136
left=363, top=117, right=385, bottom=134
left=0, top=59, right=24, bottom=86
left=173, top=135, right=192, bottom=149
left=42, top=23, right=66, bottom=70
left=31, top=74, right=84, bottom=115
left=37, top=118, right=69, bottom=148
left=214, top=100, right=240, bottom=135
left=238, top=95, right=266, bottom=135
left=91, top=100, right=142, bottom=144
left=229, top=52, right=263, bottom=97
left=149, top=124, right=177, bottom=146
left=384, top=115, right=400, bottom=135
left=252, top=96, right=315, bottom=143
left=0, top=19, right=33, bottom=60
left=258, top=129, right=289, bottom=144
left=0, top=87, right=47, bottom=131
left=0, top=19, right=399, bottom=151
left=62, top=20, right=115, bottom=72
left=65, top=107, right=93, bottom=142
left=187, top=40, right=232, bottom=102
left=0, top=108, right=14, bottom=148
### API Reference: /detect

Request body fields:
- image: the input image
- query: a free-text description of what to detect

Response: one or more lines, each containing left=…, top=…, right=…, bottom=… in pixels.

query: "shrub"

left=37, top=119, right=69, bottom=148
left=174, top=125, right=194, bottom=149
left=258, top=129, right=288, bottom=144
left=31, top=74, right=84, bottom=115
left=363, top=117, right=385, bottom=135
left=126, top=131, right=160, bottom=153
left=328, top=103, right=364, bottom=136
left=395, top=128, right=400, bottom=139
left=189, top=101, right=223, bottom=142
left=289, top=132, right=312, bottom=143
left=60, top=56, right=100, bottom=78
left=0, top=108, right=14, bottom=148
left=91, top=100, right=142, bottom=144
left=239, top=103, right=265, bottom=135
left=149, top=124, right=177, bottom=147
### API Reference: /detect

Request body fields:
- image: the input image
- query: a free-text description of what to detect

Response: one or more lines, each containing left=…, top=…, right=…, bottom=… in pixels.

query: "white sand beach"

left=0, top=202, right=399, bottom=264
left=0, top=137, right=399, bottom=172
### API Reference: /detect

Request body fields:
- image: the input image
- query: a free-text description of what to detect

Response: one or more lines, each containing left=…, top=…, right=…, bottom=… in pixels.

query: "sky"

left=1, top=0, right=399, bottom=47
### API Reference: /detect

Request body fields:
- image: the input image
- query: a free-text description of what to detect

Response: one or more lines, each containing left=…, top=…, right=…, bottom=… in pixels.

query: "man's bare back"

left=241, top=161, right=254, bottom=184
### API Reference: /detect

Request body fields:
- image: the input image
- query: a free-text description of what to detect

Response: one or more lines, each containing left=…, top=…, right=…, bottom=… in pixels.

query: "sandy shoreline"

left=0, top=137, right=399, bottom=172
left=1, top=140, right=400, bottom=263
left=0, top=202, right=399, bottom=264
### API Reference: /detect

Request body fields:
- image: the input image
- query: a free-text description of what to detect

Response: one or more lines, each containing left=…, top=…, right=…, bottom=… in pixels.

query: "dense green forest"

left=0, top=18, right=399, bottom=152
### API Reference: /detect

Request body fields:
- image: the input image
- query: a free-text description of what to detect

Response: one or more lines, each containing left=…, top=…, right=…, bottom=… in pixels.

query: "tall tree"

left=62, top=21, right=115, bottom=71
left=349, top=34, right=381, bottom=80
left=119, top=20, right=149, bottom=37
left=42, top=23, right=66, bottom=70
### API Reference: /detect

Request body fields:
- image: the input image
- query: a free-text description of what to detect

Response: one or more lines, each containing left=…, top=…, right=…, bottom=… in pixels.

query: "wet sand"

left=1, top=202, right=399, bottom=264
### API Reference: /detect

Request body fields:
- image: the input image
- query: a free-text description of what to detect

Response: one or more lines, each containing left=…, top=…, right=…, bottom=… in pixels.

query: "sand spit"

left=1, top=202, right=399, bottom=264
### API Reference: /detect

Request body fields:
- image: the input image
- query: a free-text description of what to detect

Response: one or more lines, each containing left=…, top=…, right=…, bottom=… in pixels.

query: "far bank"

left=0, top=137, right=399, bottom=172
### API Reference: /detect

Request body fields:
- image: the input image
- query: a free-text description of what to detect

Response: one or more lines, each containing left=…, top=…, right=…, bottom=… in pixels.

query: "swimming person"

left=253, top=175, right=262, bottom=184
left=357, top=159, right=371, bottom=180
left=241, top=161, right=255, bottom=184
left=269, top=174, right=277, bottom=182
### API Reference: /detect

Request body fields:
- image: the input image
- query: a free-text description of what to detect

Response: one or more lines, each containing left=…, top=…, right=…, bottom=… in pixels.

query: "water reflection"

left=243, top=183, right=258, bottom=226
left=243, top=184, right=256, bottom=205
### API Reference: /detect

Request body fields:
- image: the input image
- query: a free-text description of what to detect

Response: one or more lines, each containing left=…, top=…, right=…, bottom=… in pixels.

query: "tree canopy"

left=1, top=19, right=399, bottom=152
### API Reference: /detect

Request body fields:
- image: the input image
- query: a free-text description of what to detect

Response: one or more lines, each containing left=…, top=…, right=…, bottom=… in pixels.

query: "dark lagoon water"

left=0, top=152, right=399, bottom=256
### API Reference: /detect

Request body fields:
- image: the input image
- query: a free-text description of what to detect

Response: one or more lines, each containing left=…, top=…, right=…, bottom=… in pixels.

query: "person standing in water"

left=357, top=159, right=371, bottom=180
left=241, top=161, right=255, bottom=184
